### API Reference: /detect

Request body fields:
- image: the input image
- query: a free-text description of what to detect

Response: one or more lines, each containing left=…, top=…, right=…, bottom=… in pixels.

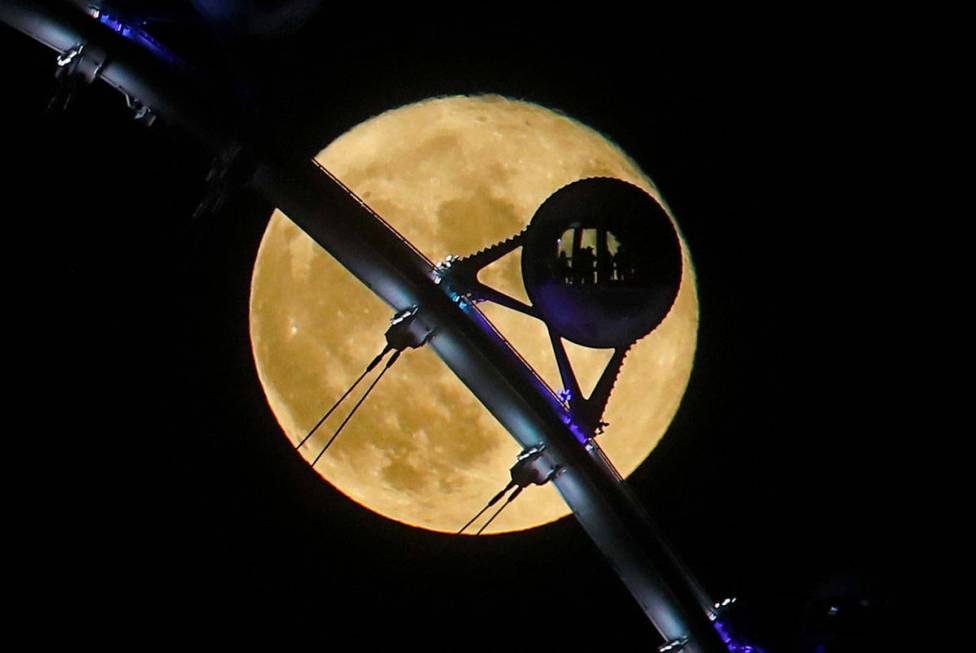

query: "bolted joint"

left=48, top=41, right=108, bottom=113
left=385, top=307, right=434, bottom=351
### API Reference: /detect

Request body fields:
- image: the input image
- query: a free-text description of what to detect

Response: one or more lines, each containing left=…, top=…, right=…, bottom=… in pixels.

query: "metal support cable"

left=456, top=480, right=517, bottom=535
left=296, top=345, right=392, bottom=452
left=311, top=349, right=401, bottom=466
left=475, top=485, right=524, bottom=535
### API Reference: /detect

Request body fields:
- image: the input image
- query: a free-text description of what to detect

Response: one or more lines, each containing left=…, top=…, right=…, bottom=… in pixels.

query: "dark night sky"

left=5, top=7, right=927, bottom=648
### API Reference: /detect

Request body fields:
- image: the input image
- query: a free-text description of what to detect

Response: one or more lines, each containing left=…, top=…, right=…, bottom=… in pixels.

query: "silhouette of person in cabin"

left=575, top=246, right=595, bottom=285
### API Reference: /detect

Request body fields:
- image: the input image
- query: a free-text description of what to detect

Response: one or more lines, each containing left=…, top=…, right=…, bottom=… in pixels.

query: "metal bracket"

left=385, top=307, right=434, bottom=351
left=510, top=445, right=559, bottom=487
left=549, top=331, right=631, bottom=439
left=48, top=41, right=107, bottom=112
left=123, top=92, right=156, bottom=126
left=434, top=230, right=536, bottom=316
left=658, top=636, right=689, bottom=652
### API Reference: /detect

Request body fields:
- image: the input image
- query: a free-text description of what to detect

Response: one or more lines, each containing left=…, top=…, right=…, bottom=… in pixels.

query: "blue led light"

left=97, top=13, right=182, bottom=68
left=713, top=618, right=767, bottom=653
left=567, top=422, right=589, bottom=445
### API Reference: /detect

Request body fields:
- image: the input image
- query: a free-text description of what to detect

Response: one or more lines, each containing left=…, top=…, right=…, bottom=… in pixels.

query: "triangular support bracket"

left=549, top=328, right=633, bottom=439
left=434, top=230, right=537, bottom=317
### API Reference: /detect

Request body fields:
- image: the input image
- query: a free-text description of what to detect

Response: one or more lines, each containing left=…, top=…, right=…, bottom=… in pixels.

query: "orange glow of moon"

left=249, top=95, right=698, bottom=534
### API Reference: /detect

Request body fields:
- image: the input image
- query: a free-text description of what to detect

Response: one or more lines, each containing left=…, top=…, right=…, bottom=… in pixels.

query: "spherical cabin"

left=521, top=178, right=682, bottom=349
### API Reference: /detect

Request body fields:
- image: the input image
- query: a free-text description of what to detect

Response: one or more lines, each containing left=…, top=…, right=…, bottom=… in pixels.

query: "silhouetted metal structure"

left=1, top=3, right=754, bottom=650
left=521, top=177, right=683, bottom=349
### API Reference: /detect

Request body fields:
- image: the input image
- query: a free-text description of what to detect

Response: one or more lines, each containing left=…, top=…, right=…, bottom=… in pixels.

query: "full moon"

left=249, top=95, right=698, bottom=534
